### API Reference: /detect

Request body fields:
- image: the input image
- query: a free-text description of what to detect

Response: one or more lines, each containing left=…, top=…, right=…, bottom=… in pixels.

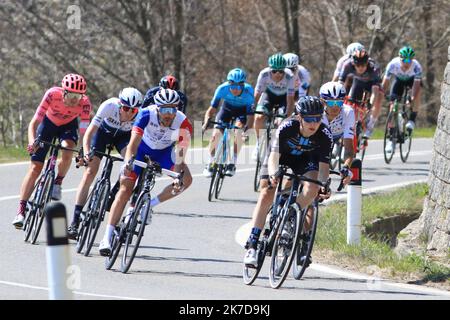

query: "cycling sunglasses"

left=64, top=91, right=83, bottom=100
left=401, top=58, right=412, bottom=64
left=288, top=67, right=297, bottom=72
left=271, top=69, right=285, bottom=74
left=159, top=107, right=177, bottom=115
left=229, top=81, right=244, bottom=90
left=325, top=100, right=344, bottom=108
left=302, top=115, right=322, bottom=123
left=121, top=105, right=138, bottom=113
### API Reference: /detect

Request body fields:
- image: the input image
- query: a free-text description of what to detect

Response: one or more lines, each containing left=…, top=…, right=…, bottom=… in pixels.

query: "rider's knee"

left=30, top=162, right=44, bottom=176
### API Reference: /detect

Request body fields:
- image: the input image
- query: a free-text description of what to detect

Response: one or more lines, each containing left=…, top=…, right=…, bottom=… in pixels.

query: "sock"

left=55, top=175, right=65, bottom=185
left=233, top=153, right=238, bottom=164
left=73, top=205, right=83, bottom=224
left=105, top=224, right=115, bottom=242
left=18, top=200, right=27, bottom=216
left=150, top=197, right=160, bottom=208
left=247, top=227, right=261, bottom=249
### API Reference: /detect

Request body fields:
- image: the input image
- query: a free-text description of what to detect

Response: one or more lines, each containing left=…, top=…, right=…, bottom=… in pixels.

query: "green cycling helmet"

left=268, top=53, right=286, bottom=70
left=399, top=46, right=415, bottom=59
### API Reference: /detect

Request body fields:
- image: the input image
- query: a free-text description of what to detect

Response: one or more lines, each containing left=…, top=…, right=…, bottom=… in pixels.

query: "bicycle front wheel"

left=121, top=194, right=151, bottom=273
left=269, top=203, right=302, bottom=289
left=76, top=181, right=98, bottom=253
left=208, top=164, right=218, bottom=202
left=105, top=225, right=124, bottom=270
left=293, top=204, right=318, bottom=280
left=85, top=180, right=110, bottom=256
left=253, top=136, right=267, bottom=192
left=383, top=111, right=395, bottom=164
left=31, top=171, right=54, bottom=245
left=400, top=126, right=412, bottom=163
left=214, top=165, right=225, bottom=199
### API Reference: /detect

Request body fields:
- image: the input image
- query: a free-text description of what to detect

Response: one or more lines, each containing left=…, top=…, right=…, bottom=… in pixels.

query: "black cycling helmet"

left=295, top=96, right=324, bottom=116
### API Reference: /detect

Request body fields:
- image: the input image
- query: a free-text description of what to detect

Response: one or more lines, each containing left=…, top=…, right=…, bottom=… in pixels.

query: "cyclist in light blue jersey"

left=202, top=68, right=255, bottom=177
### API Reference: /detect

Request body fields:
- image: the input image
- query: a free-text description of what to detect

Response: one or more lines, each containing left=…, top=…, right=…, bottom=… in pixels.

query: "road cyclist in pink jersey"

left=12, top=74, right=92, bottom=229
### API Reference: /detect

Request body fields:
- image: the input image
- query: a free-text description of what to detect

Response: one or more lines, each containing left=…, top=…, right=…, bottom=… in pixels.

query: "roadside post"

left=347, top=159, right=362, bottom=245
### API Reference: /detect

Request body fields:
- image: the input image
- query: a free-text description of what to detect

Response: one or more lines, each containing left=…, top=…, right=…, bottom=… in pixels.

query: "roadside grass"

left=316, top=183, right=450, bottom=287
left=370, top=125, right=436, bottom=140
left=0, top=146, right=29, bottom=163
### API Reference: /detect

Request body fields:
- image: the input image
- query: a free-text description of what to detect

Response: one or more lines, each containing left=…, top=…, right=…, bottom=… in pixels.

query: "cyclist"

left=12, top=74, right=91, bottom=229
left=382, top=46, right=422, bottom=154
left=142, top=75, right=188, bottom=114
left=332, top=42, right=365, bottom=81
left=320, top=82, right=355, bottom=184
left=67, top=88, right=143, bottom=240
left=339, top=48, right=384, bottom=138
left=202, top=68, right=255, bottom=177
left=244, top=96, right=333, bottom=267
left=283, top=53, right=311, bottom=99
left=253, top=53, right=295, bottom=159
left=98, top=89, right=193, bottom=256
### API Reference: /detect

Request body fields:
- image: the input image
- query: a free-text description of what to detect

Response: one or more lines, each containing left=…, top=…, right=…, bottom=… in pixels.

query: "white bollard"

left=347, top=159, right=362, bottom=245
left=45, top=202, right=73, bottom=300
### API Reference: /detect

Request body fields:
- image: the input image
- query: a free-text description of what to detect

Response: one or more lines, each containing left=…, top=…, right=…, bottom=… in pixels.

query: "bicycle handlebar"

left=36, top=139, right=80, bottom=153
left=132, top=158, right=181, bottom=180
left=254, top=110, right=286, bottom=118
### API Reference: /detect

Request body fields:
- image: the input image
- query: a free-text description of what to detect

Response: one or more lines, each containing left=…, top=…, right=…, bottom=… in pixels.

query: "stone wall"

left=396, top=46, right=450, bottom=259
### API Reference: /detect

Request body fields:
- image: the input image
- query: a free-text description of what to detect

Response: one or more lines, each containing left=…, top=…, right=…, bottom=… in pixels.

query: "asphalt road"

left=0, top=137, right=448, bottom=300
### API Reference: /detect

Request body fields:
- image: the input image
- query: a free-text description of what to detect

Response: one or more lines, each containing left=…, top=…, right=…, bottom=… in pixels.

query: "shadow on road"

left=155, top=211, right=249, bottom=220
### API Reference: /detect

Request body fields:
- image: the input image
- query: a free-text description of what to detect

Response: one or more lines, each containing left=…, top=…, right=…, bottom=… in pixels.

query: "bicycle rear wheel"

left=269, top=203, right=302, bottom=289
left=293, top=204, right=318, bottom=280
left=105, top=225, right=124, bottom=270
left=400, top=125, right=412, bottom=163
left=23, top=202, right=36, bottom=242
left=76, top=182, right=97, bottom=253
left=383, top=111, right=395, bottom=164
left=121, top=194, right=151, bottom=273
left=31, top=172, right=54, bottom=244
left=253, top=135, right=267, bottom=192
left=84, top=180, right=110, bottom=256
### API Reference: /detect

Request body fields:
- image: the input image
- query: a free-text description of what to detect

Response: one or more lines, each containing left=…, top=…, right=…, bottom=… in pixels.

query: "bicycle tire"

left=214, top=165, right=225, bottom=199
left=253, top=137, right=268, bottom=192
left=208, top=164, right=218, bottom=202
left=84, top=180, right=110, bottom=256
left=253, top=156, right=262, bottom=192
left=243, top=205, right=274, bottom=285
left=105, top=225, right=124, bottom=270
left=293, top=204, right=318, bottom=280
left=31, top=171, right=54, bottom=245
left=121, top=194, right=151, bottom=273
left=76, top=182, right=97, bottom=253
left=400, top=124, right=412, bottom=163
left=23, top=202, right=36, bottom=242
left=383, top=111, right=395, bottom=164
left=269, top=203, right=302, bottom=289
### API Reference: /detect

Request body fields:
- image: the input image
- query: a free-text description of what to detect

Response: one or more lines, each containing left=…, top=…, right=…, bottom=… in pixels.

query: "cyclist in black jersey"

left=244, top=96, right=333, bottom=267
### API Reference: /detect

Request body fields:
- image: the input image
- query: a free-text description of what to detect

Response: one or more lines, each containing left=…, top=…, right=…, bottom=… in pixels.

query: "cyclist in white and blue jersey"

left=202, top=68, right=255, bottom=177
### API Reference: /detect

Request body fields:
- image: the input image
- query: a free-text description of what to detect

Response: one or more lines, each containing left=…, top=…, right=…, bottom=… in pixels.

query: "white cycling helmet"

left=154, top=88, right=180, bottom=106
left=119, top=87, right=143, bottom=108
left=283, top=53, right=299, bottom=68
left=319, top=81, right=346, bottom=100
left=346, top=42, right=365, bottom=55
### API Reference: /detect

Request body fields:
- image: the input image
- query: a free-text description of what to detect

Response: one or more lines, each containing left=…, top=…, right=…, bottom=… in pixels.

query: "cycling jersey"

left=255, top=67, right=295, bottom=97
left=211, top=82, right=255, bottom=114
left=293, top=65, right=311, bottom=97
left=142, top=87, right=188, bottom=114
left=339, top=60, right=382, bottom=86
left=132, top=105, right=193, bottom=150
left=34, top=87, right=91, bottom=134
left=334, top=55, right=351, bottom=79
left=92, top=97, right=135, bottom=133
left=384, top=57, right=422, bottom=81
left=322, top=105, right=355, bottom=141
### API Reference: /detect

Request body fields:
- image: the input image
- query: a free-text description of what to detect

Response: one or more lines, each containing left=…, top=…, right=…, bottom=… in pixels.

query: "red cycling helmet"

left=159, top=75, right=179, bottom=91
left=62, top=74, right=87, bottom=94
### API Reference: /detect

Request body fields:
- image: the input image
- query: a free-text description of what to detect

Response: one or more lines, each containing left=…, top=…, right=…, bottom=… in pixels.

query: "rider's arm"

left=203, top=106, right=215, bottom=126
left=267, top=151, right=281, bottom=178
left=205, top=85, right=225, bottom=124
left=27, top=117, right=41, bottom=145
left=175, top=118, right=193, bottom=165
left=286, top=72, right=296, bottom=116
left=125, top=131, right=142, bottom=164
left=343, top=106, right=355, bottom=167
left=381, top=76, right=390, bottom=94
left=82, top=123, right=98, bottom=157
left=78, top=98, right=92, bottom=151
left=318, top=125, right=333, bottom=183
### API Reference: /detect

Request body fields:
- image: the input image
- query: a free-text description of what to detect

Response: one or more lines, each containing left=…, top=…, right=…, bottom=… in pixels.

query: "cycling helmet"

left=62, top=74, right=87, bottom=94
left=227, top=68, right=247, bottom=83
left=283, top=53, right=299, bottom=68
left=346, top=42, right=364, bottom=55
left=154, top=88, right=180, bottom=106
left=295, top=96, right=324, bottom=116
left=352, top=48, right=369, bottom=65
left=268, top=53, right=286, bottom=70
left=159, top=75, right=179, bottom=90
left=319, top=82, right=346, bottom=100
left=399, top=46, right=415, bottom=60
left=119, top=87, right=143, bottom=108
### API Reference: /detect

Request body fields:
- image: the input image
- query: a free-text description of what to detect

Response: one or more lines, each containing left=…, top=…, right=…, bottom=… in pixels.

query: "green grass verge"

left=316, top=183, right=450, bottom=285
left=371, top=125, right=436, bottom=140
left=0, top=146, right=30, bottom=163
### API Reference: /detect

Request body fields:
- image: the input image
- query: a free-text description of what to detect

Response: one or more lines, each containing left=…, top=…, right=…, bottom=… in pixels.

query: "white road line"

left=0, top=280, right=143, bottom=300
left=310, top=264, right=450, bottom=297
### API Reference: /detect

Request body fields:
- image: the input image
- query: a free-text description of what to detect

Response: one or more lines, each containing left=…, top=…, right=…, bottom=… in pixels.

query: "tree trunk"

left=281, top=0, right=300, bottom=53
left=423, top=1, right=436, bottom=124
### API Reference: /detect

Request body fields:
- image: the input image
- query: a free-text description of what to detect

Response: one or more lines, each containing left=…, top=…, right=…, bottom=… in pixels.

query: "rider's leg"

left=152, top=163, right=192, bottom=206
left=296, top=170, right=320, bottom=233
left=18, top=161, right=45, bottom=213
left=409, top=79, right=421, bottom=125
